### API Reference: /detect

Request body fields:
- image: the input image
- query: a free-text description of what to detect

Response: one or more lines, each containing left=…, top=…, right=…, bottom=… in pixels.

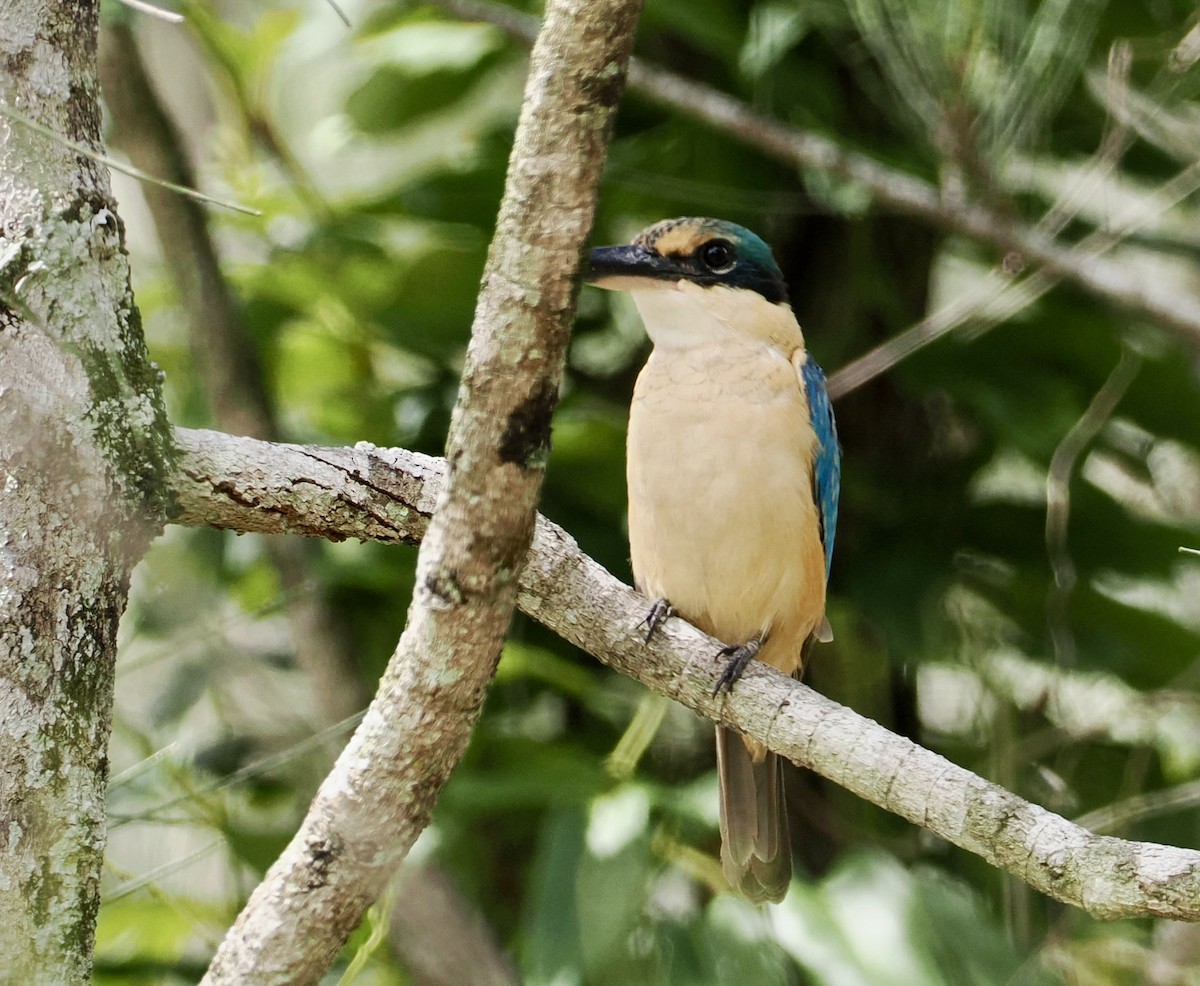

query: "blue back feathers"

left=800, top=359, right=840, bottom=580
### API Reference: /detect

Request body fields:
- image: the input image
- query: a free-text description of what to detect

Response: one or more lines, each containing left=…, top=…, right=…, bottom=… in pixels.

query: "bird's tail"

left=716, top=726, right=791, bottom=903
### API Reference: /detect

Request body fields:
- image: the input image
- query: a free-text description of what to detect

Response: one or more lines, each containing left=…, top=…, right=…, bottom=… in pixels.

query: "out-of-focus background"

left=98, top=0, right=1200, bottom=982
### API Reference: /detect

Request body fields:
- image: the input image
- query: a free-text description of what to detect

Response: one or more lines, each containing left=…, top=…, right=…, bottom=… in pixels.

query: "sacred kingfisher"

left=586, top=217, right=840, bottom=903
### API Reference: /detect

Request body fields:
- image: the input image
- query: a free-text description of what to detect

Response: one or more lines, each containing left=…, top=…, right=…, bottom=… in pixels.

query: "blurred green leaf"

left=346, top=57, right=505, bottom=132
left=576, top=829, right=654, bottom=980
left=777, top=852, right=1064, bottom=986
left=360, top=20, right=504, bottom=73
left=522, top=809, right=587, bottom=986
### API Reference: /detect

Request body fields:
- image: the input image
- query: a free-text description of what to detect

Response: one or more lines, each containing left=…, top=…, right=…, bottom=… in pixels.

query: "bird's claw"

left=712, top=638, right=763, bottom=697
left=641, top=599, right=674, bottom=643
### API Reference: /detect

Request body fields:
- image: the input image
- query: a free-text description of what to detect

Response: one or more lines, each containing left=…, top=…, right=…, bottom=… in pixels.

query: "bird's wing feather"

left=799, top=358, right=840, bottom=580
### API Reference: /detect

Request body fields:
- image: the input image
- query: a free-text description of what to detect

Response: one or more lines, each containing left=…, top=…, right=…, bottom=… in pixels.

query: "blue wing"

left=800, top=358, right=840, bottom=581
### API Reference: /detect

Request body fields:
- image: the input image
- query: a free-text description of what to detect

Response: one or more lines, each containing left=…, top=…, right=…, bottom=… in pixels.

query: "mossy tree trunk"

left=0, top=2, right=175, bottom=981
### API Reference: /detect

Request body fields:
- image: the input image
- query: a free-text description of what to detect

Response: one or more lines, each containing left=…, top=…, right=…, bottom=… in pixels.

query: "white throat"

left=627, top=281, right=804, bottom=353
left=629, top=285, right=737, bottom=350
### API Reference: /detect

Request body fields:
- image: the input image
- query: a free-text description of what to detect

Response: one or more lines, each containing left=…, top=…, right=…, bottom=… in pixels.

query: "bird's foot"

left=640, top=599, right=674, bottom=643
left=712, top=637, right=763, bottom=696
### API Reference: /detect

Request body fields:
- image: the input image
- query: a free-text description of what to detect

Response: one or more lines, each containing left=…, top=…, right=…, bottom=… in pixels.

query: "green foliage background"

left=98, top=0, right=1200, bottom=982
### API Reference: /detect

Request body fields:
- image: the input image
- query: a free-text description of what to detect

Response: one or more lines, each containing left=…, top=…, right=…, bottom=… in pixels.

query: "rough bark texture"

left=0, top=2, right=174, bottom=981
left=172, top=427, right=1200, bottom=922
left=198, top=1, right=643, bottom=982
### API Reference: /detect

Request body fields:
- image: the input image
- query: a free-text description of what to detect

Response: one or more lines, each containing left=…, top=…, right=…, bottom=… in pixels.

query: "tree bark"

left=0, top=3, right=174, bottom=981
left=198, top=1, right=643, bottom=982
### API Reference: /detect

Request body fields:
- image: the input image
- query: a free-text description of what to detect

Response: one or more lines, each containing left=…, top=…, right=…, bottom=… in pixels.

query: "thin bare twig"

left=1077, top=778, right=1200, bottom=835
left=828, top=146, right=1200, bottom=397
left=106, top=712, right=365, bottom=828
left=320, top=0, right=350, bottom=28
left=0, top=105, right=259, bottom=215
left=1033, top=41, right=1134, bottom=243
left=114, top=0, right=185, bottom=23
left=1045, top=347, right=1142, bottom=665
left=824, top=42, right=1137, bottom=398
left=107, top=840, right=223, bottom=901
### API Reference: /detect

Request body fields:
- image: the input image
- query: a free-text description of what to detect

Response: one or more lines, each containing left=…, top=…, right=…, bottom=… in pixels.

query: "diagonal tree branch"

left=429, top=0, right=1200, bottom=358
left=197, top=0, right=643, bottom=981
left=173, top=425, right=1200, bottom=922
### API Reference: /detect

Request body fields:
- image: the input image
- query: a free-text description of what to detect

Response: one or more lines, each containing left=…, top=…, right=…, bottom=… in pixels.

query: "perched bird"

left=586, top=217, right=839, bottom=903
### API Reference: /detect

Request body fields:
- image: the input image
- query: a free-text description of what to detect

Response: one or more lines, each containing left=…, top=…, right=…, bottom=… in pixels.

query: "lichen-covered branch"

left=198, top=1, right=643, bottom=982
left=173, top=426, right=1200, bottom=922
left=0, top=3, right=174, bottom=982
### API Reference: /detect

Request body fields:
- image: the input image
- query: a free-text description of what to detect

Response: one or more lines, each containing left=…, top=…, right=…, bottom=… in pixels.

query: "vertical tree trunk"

left=0, top=2, right=174, bottom=981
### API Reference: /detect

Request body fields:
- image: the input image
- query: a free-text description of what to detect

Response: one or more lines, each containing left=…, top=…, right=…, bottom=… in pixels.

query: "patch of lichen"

left=53, top=189, right=181, bottom=529
left=50, top=594, right=121, bottom=744
left=75, top=300, right=178, bottom=530
left=10, top=192, right=178, bottom=542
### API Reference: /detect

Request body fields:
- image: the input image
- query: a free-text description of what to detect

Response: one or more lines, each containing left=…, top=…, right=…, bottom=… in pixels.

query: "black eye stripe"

left=608, top=224, right=788, bottom=304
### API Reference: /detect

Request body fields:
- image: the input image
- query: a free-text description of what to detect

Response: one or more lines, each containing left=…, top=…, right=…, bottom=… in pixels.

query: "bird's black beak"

left=585, top=243, right=680, bottom=290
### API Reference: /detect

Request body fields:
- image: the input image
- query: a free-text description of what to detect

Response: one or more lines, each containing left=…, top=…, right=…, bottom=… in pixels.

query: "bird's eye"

left=699, top=240, right=735, bottom=272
